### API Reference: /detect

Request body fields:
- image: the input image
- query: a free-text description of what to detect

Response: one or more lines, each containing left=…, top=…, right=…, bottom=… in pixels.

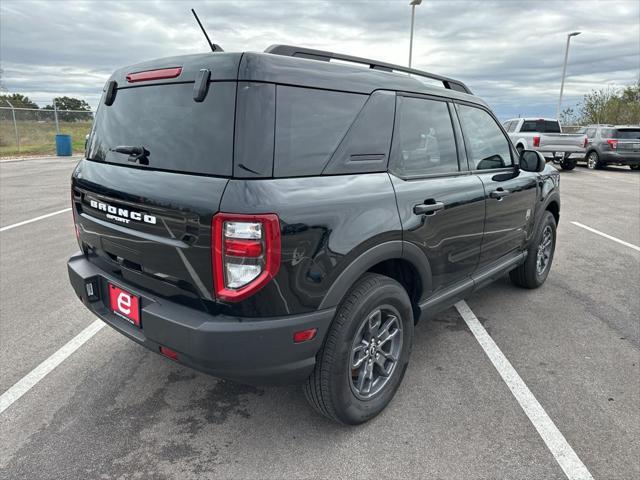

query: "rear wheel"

left=516, top=145, right=524, bottom=158
left=560, top=154, right=576, bottom=170
left=510, top=211, right=556, bottom=289
left=587, top=151, right=603, bottom=170
left=304, top=273, right=413, bottom=425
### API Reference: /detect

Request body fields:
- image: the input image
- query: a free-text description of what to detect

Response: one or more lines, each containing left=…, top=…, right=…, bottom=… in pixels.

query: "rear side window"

left=457, top=104, right=513, bottom=170
left=89, top=82, right=236, bottom=176
left=390, top=96, right=459, bottom=176
left=274, top=86, right=366, bottom=177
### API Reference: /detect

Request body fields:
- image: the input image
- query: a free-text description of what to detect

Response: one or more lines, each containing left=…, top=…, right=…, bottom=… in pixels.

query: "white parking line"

left=571, top=221, right=640, bottom=252
left=0, top=208, right=72, bottom=232
left=0, top=320, right=105, bottom=415
left=455, top=301, right=594, bottom=480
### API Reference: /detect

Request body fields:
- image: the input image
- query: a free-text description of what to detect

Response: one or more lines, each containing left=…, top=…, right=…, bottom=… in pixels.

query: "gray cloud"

left=1, top=0, right=638, bottom=119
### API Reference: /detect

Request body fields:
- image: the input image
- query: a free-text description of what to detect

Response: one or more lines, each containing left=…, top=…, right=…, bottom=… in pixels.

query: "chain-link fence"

left=0, top=106, right=95, bottom=157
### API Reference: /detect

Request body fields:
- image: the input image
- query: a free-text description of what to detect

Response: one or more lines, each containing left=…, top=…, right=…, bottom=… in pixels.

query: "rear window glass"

left=610, top=129, right=640, bottom=140
left=520, top=120, right=561, bottom=133
left=88, top=82, right=235, bottom=176
left=274, top=86, right=366, bottom=177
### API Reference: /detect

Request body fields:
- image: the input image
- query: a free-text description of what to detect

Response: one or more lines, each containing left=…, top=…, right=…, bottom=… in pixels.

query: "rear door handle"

left=413, top=201, right=445, bottom=215
left=490, top=188, right=510, bottom=200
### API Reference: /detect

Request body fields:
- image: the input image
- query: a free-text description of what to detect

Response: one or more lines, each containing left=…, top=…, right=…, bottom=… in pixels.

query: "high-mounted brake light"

left=607, top=139, right=618, bottom=150
left=212, top=213, right=281, bottom=302
left=533, top=135, right=541, bottom=148
left=126, top=67, right=182, bottom=83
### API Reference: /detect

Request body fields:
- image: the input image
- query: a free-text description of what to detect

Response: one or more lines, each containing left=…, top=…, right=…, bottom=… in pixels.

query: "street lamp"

left=557, top=31, right=581, bottom=118
left=408, top=0, right=423, bottom=68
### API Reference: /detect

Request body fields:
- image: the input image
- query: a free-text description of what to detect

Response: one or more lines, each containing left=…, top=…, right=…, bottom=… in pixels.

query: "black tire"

left=560, top=158, right=576, bottom=170
left=630, top=165, right=640, bottom=171
left=510, top=211, right=557, bottom=289
left=586, top=151, right=603, bottom=170
left=304, top=273, right=414, bottom=425
left=516, top=145, right=524, bottom=158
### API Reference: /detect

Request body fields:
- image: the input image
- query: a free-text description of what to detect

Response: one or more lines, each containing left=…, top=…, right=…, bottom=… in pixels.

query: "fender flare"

left=318, top=241, right=432, bottom=309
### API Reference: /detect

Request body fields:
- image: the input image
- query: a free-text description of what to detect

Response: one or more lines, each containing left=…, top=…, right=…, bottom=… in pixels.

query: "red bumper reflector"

left=126, top=67, right=182, bottom=83
left=159, top=346, right=179, bottom=361
left=293, top=328, right=317, bottom=343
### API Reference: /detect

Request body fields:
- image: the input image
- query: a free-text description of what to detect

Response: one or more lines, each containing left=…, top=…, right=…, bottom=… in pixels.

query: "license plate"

left=109, top=283, right=140, bottom=327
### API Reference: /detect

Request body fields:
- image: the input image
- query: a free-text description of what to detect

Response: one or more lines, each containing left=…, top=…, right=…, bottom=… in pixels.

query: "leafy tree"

left=579, top=82, right=640, bottom=125
left=45, top=96, right=93, bottom=121
left=0, top=93, right=40, bottom=120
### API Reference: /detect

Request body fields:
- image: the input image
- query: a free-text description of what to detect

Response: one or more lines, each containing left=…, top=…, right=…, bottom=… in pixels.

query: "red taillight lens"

left=212, top=213, right=281, bottom=302
left=126, top=67, right=182, bottom=83
left=583, top=136, right=588, bottom=148
left=533, top=135, right=541, bottom=148
left=607, top=139, right=618, bottom=150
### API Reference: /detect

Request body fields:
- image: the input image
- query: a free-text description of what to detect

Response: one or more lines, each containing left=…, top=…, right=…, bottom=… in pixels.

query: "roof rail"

left=265, top=44, right=473, bottom=95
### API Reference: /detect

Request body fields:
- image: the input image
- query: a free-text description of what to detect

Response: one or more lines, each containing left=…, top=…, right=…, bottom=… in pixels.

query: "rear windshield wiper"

left=110, top=145, right=150, bottom=165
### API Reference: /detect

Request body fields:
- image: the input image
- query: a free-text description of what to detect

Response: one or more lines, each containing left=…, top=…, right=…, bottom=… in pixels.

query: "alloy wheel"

left=349, top=306, right=403, bottom=400
left=536, top=225, right=553, bottom=275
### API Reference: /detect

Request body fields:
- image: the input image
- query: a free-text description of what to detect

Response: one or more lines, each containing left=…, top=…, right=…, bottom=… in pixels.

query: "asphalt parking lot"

left=0, top=157, right=638, bottom=480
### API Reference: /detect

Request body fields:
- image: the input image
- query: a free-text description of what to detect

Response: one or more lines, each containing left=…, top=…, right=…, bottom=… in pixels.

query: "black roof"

left=109, top=47, right=484, bottom=107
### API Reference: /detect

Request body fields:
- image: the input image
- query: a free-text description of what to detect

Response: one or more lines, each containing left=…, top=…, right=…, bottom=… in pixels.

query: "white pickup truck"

left=502, top=118, right=587, bottom=170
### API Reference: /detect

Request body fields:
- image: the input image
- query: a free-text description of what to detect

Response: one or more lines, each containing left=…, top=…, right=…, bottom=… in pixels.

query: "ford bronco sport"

left=68, top=45, right=560, bottom=424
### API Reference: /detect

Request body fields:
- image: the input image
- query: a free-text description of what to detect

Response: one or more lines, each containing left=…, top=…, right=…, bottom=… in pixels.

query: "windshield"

left=88, top=82, right=236, bottom=176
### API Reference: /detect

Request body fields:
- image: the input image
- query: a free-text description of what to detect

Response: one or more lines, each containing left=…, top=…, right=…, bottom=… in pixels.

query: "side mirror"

left=520, top=150, right=546, bottom=173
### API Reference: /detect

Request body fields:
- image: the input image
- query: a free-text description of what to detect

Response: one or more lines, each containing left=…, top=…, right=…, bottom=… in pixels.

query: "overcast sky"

left=1, top=0, right=638, bottom=119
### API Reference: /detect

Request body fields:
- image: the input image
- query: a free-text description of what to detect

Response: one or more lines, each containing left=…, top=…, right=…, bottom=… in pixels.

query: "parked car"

left=68, top=45, right=560, bottom=424
left=579, top=124, right=640, bottom=170
left=503, top=117, right=587, bottom=170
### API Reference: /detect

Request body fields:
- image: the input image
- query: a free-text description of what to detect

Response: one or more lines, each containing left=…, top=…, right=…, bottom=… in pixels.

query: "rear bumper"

left=598, top=151, right=640, bottom=165
left=68, top=253, right=334, bottom=385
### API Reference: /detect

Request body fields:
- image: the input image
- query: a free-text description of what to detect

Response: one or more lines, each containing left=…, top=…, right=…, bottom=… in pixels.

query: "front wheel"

left=510, top=211, right=557, bottom=289
left=304, top=273, right=414, bottom=425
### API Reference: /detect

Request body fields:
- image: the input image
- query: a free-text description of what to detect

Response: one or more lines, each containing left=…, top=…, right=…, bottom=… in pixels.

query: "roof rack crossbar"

left=265, top=44, right=472, bottom=95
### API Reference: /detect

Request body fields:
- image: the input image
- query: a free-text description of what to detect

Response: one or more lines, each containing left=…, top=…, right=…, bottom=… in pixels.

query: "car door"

left=454, top=102, right=539, bottom=269
left=389, top=94, right=486, bottom=296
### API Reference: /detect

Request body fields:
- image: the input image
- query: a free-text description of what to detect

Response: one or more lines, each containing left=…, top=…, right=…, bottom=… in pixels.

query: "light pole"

left=408, top=0, right=423, bottom=68
left=557, top=31, right=581, bottom=118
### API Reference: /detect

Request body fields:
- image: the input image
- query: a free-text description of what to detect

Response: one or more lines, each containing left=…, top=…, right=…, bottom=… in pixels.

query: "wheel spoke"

left=367, top=310, right=382, bottom=338
left=377, top=315, right=399, bottom=344
left=351, top=341, right=368, bottom=369
left=375, top=353, right=395, bottom=376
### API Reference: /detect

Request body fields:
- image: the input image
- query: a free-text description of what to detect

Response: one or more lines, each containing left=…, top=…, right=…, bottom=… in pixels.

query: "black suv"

left=68, top=45, right=560, bottom=424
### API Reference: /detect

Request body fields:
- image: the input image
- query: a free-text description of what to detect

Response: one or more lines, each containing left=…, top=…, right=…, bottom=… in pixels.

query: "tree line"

left=560, top=82, right=640, bottom=126
left=0, top=94, right=93, bottom=121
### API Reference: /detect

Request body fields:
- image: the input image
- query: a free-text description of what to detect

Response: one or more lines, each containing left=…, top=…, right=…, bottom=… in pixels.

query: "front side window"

left=390, top=96, right=459, bottom=176
left=457, top=104, right=512, bottom=170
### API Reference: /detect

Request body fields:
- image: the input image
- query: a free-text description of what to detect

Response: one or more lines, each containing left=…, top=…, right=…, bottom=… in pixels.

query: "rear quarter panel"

left=218, top=173, right=401, bottom=317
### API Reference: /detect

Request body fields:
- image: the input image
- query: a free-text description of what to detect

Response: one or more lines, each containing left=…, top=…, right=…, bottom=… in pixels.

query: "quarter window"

left=457, top=104, right=513, bottom=170
left=390, top=96, right=459, bottom=176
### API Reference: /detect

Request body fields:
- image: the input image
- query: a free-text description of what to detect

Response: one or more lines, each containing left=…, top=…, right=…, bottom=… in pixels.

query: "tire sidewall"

left=329, top=279, right=413, bottom=424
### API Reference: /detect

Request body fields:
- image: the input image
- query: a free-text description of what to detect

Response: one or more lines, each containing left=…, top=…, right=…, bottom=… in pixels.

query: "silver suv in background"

left=503, top=118, right=587, bottom=170
left=580, top=125, right=640, bottom=170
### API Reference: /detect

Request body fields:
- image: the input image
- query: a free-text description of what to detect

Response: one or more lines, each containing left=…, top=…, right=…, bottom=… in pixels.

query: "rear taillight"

left=607, top=139, right=618, bottom=150
left=583, top=136, right=588, bottom=148
left=212, top=213, right=281, bottom=302
left=126, top=67, right=182, bottom=83
left=533, top=135, right=541, bottom=148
